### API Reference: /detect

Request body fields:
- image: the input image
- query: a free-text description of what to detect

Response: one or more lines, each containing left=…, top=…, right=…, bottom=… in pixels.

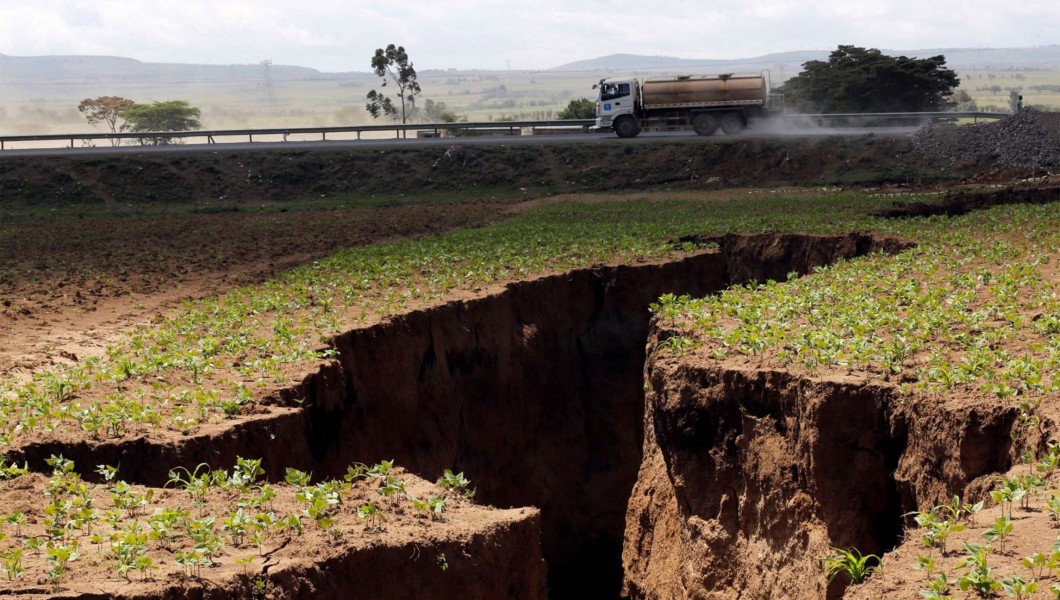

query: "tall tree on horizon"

left=365, top=44, right=421, bottom=134
left=778, top=45, right=960, bottom=113
left=77, top=96, right=135, bottom=145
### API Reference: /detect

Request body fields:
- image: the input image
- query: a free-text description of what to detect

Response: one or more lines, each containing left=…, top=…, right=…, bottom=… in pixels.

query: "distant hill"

left=551, top=46, right=1060, bottom=73
left=0, top=53, right=363, bottom=84
left=550, top=51, right=825, bottom=74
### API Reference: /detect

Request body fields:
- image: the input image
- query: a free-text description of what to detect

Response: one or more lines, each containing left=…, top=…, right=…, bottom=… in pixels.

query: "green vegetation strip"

left=0, top=455, right=474, bottom=589
left=655, top=202, right=1060, bottom=402
left=0, top=189, right=1051, bottom=446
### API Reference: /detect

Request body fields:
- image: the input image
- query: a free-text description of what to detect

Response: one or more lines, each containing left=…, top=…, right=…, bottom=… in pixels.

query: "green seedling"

left=438, top=469, right=475, bottom=499
left=1001, top=574, right=1038, bottom=600
left=821, top=547, right=879, bottom=584
left=914, top=554, right=937, bottom=579
left=958, top=542, right=1001, bottom=595
left=983, top=516, right=1014, bottom=553
left=0, top=548, right=24, bottom=581
left=0, top=459, right=29, bottom=480
left=45, top=541, right=79, bottom=589
left=921, top=572, right=952, bottom=600
left=1023, top=552, right=1051, bottom=579
left=357, top=503, right=384, bottom=532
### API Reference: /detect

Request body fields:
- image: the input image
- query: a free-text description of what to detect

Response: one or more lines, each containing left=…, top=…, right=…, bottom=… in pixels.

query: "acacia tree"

left=122, top=100, right=202, bottom=145
left=77, top=96, right=135, bottom=145
left=366, top=44, right=421, bottom=132
left=778, top=45, right=960, bottom=113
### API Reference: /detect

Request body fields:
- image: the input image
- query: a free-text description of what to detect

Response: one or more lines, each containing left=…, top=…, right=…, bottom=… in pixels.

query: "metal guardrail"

left=777, top=111, right=1010, bottom=125
left=0, top=112, right=1011, bottom=150
left=0, top=120, right=595, bottom=150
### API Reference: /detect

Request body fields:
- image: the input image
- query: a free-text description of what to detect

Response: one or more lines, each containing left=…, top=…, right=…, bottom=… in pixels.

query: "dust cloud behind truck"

left=592, top=73, right=770, bottom=138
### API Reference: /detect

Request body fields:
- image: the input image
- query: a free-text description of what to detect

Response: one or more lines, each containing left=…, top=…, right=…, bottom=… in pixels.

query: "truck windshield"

left=600, top=82, right=631, bottom=101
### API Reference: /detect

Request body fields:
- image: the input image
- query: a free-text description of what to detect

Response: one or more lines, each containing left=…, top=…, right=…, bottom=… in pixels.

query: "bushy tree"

left=778, top=45, right=960, bottom=113
left=366, top=44, right=421, bottom=130
left=77, top=96, right=135, bottom=145
left=122, top=100, right=202, bottom=144
left=558, top=98, right=596, bottom=119
left=422, top=99, right=449, bottom=122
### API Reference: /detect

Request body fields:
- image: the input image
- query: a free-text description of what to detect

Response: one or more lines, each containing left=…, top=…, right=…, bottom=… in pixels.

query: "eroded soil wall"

left=624, top=349, right=1033, bottom=599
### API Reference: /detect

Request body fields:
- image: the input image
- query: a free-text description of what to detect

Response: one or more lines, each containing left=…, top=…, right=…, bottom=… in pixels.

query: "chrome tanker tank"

left=640, top=74, right=767, bottom=109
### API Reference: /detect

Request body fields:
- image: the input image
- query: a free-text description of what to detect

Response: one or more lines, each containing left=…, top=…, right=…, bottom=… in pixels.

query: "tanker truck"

left=592, top=73, right=769, bottom=138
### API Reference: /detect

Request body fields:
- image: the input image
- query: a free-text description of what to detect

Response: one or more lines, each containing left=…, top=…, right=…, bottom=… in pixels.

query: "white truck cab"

left=594, top=79, right=636, bottom=131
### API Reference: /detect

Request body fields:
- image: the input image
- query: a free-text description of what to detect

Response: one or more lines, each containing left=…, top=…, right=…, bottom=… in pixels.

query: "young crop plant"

left=438, top=469, right=475, bottom=499
left=109, top=530, right=150, bottom=581
left=0, top=459, right=28, bottom=480
left=914, top=554, right=938, bottom=579
left=1022, top=551, right=1055, bottom=580
left=983, top=516, right=1014, bottom=553
left=992, top=477, right=1028, bottom=520
left=1001, top=574, right=1038, bottom=599
left=920, top=572, right=953, bottom=600
left=411, top=495, right=447, bottom=521
left=0, top=548, right=24, bottom=581
left=958, top=542, right=1001, bottom=595
left=821, top=547, right=880, bottom=584
left=1049, top=494, right=1060, bottom=527
left=912, top=505, right=966, bottom=555
left=356, top=502, right=384, bottom=533
left=44, top=541, right=80, bottom=589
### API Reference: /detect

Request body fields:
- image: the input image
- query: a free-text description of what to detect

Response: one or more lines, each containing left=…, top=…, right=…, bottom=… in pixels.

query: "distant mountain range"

left=0, top=53, right=347, bottom=83
left=3, top=45, right=1060, bottom=85
left=550, top=46, right=1060, bottom=73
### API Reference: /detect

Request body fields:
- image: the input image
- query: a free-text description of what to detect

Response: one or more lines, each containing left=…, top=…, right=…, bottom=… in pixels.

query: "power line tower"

left=260, top=59, right=275, bottom=112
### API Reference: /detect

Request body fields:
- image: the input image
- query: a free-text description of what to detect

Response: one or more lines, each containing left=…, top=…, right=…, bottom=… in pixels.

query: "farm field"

left=5, top=58, right=1058, bottom=137
left=1, top=119, right=1060, bottom=598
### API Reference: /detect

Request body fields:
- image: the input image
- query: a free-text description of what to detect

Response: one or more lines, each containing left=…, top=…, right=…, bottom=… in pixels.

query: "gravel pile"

left=913, top=109, right=1060, bottom=170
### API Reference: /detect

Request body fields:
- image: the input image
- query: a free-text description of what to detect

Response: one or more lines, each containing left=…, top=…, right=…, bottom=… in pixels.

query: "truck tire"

left=720, top=112, right=745, bottom=135
left=614, top=117, right=641, bottom=138
left=692, top=114, right=718, bottom=136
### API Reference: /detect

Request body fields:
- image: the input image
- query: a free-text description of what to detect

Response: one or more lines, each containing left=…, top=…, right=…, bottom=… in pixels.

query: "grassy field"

left=3, top=62, right=1058, bottom=136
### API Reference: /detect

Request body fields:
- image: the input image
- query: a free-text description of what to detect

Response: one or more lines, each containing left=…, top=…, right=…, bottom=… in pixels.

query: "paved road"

left=0, top=126, right=920, bottom=158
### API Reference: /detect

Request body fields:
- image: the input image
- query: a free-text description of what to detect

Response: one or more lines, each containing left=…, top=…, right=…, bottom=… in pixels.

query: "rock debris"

left=913, top=108, right=1060, bottom=170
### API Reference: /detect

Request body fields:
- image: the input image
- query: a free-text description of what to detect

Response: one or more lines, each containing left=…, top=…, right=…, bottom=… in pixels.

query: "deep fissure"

left=10, top=232, right=944, bottom=598
left=282, top=232, right=917, bottom=598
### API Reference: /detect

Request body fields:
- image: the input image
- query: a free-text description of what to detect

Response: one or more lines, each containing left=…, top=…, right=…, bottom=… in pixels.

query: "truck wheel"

left=720, top=113, right=745, bottom=135
left=692, top=114, right=718, bottom=136
left=614, top=117, right=641, bottom=138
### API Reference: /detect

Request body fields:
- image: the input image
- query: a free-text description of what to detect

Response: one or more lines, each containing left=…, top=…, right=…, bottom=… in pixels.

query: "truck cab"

left=593, top=79, right=641, bottom=137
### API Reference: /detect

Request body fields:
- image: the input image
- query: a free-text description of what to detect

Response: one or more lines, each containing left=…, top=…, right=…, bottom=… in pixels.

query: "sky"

left=1, top=0, right=1059, bottom=72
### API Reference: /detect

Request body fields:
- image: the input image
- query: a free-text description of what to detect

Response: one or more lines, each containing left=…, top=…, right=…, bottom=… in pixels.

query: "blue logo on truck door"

left=603, top=103, right=612, bottom=112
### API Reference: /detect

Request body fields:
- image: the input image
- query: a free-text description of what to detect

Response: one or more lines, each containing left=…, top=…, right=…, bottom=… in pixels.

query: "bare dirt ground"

left=0, top=200, right=512, bottom=377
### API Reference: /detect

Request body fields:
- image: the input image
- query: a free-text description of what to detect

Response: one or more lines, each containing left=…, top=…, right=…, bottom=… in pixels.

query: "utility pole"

left=260, top=59, right=275, bottom=113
